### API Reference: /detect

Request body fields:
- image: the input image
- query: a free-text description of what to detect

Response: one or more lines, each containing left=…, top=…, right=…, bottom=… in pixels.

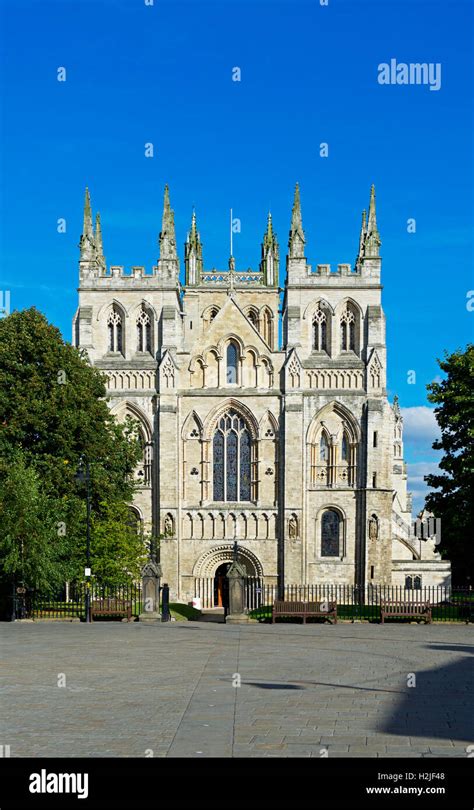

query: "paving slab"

left=1, top=622, right=472, bottom=758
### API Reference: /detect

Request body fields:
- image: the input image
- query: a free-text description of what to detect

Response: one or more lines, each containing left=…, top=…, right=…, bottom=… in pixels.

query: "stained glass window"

left=227, top=430, right=238, bottom=500
left=321, top=510, right=340, bottom=556
left=240, top=430, right=251, bottom=500
left=227, top=342, right=238, bottom=383
left=213, top=408, right=252, bottom=501
left=213, top=431, right=225, bottom=501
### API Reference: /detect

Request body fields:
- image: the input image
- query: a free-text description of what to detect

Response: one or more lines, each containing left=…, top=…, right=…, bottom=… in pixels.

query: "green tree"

left=89, top=501, right=148, bottom=586
left=0, top=451, right=68, bottom=593
left=425, top=344, right=474, bottom=582
left=0, top=308, right=143, bottom=589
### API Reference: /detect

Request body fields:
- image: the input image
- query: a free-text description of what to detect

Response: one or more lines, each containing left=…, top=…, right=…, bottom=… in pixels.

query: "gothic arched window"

left=107, top=308, right=123, bottom=353
left=321, top=510, right=340, bottom=557
left=209, top=307, right=219, bottom=323
left=136, top=308, right=151, bottom=353
left=340, top=305, right=356, bottom=352
left=226, top=341, right=238, bottom=384
left=213, top=409, right=252, bottom=502
left=247, top=308, right=258, bottom=329
left=261, top=308, right=272, bottom=346
left=312, top=307, right=327, bottom=351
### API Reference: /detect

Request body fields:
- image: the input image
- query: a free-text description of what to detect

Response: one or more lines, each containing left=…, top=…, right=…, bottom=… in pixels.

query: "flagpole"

left=230, top=208, right=233, bottom=257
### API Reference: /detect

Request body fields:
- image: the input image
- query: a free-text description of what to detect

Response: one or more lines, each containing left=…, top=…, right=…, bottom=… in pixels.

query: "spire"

left=158, top=184, right=179, bottom=281
left=356, top=209, right=367, bottom=268
left=95, top=212, right=106, bottom=274
left=364, top=184, right=381, bottom=258
left=184, top=208, right=203, bottom=286
left=288, top=182, right=305, bottom=259
left=260, top=211, right=279, bottom=286
left=79, top=187, right=97, bottom=273
left=83, top=187, right=93, bottom=240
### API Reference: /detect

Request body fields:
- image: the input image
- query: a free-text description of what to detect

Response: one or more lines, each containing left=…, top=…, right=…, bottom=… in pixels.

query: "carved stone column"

left=138, top=561, right=162, bottom=623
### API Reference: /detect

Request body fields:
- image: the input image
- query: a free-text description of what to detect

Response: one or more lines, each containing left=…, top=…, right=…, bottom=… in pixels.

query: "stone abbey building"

left=73, top=184, right=449, bottom=604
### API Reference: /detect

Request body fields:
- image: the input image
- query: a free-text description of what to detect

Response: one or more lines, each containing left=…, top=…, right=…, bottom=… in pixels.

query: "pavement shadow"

left=242, top=681, right=304, bottom=690
left=380, top=644, right=473, bottom=741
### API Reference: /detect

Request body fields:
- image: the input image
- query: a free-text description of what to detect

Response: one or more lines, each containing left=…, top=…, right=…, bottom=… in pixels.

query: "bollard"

left=161, top=582, right=170, bottom=622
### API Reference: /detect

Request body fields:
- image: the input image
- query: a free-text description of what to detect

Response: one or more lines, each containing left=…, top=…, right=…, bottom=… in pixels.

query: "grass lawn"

left=167, top=603, right=201, bottom=622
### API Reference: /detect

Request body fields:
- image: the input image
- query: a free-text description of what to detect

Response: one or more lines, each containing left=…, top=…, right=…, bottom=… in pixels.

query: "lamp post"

left=75, top=456, right=91, bottom=623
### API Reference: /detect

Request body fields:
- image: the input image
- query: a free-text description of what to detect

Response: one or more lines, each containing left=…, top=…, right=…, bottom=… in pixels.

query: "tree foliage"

left=0, top=308, right=143, bottom=589
left=425, top=344, right=474, bottom=582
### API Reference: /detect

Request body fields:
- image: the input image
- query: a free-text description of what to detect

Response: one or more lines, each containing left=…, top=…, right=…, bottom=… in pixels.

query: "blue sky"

left=1, top=0, right=473, bottom=510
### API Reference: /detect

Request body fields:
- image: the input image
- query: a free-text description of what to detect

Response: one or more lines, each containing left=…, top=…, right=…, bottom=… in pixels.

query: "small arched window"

left=321, top=510, right=340, bottom=557
left=405, top=576, right=413, bottom=590
left=209, top=307, right=218, bottom=323
left=312, top=306, right=327, bottom=351
left=261, top=308, right=272, bottom=346
left=340, top=305, right=356, bottom=352
left=226, top=341, right=238, bottom=384
left=414, top=575, right=422, bottom=591
left=247, top=309, right=258, bottom=328
left=107, top=308, right=123, bottom=353
left=136, top=308, right=151, bottom=353
left=127, top=507, right=142, bottom=536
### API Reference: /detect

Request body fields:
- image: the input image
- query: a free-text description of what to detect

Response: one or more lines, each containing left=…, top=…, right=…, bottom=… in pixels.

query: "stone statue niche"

left=164, top=514, right=174, bottom=537
left=369, top=515, right=379, bottom=542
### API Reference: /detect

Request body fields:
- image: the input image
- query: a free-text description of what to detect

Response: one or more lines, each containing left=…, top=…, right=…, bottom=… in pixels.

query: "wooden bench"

left=272, top=600, right=337, bottom=624
left=380, top=600, right=432, bottom=624
left=91, top=598, right=132, bottom=622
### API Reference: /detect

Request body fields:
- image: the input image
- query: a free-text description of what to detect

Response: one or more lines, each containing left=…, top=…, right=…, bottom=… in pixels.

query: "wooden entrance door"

left=214, top=563, right=230, bottom=608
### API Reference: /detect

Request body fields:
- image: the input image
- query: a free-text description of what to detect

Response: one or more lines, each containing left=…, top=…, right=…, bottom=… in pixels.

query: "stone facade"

left=73, top=184, right=449, bottom=602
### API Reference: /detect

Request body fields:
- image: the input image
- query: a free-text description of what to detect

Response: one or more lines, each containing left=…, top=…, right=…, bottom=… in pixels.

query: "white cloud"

left=400, top=406, right=440, bottom=449
left=406, top=460, right=440, bottom=516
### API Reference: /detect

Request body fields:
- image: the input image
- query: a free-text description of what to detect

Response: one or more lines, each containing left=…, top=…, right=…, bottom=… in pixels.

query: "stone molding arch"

left=181, top=409, right=204, bottom=439
left=202, top=398, right=259, bottom=441
left=193, top=544, right=264, bottom=577
left=306, top=400, right=361, bottom=445
left=259, top=409, right=279, bottom=435
left=96, top=298, right=129, bottom=322
left=110, top=400, right=153, bottom=442
left=302, top=297, right=335, bottom=320
left=129, top=299, right=160, bottom=321
left=201, top=304, right=221, bottom=321
left=217, top=333, right=245, bottom=357
left=335, top=296, right=364, bottom=320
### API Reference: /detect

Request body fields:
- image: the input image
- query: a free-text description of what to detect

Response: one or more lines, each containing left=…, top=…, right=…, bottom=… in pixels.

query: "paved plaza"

left=1, top=622, right=472, bottom=758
